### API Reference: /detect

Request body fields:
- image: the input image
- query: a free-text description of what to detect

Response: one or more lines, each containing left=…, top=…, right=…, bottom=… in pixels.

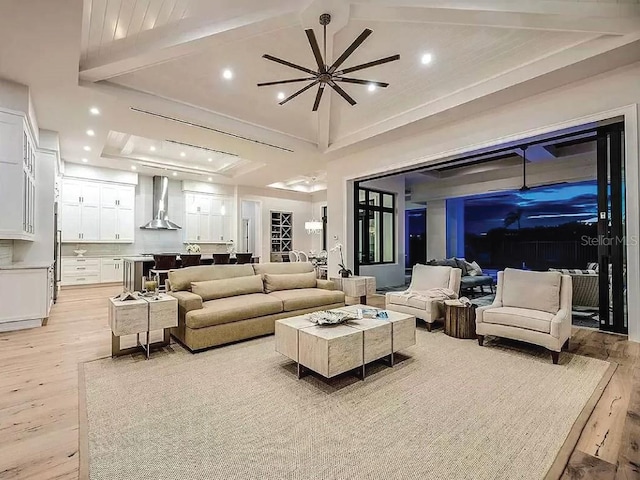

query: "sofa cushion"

left=461, top=275, right=493, bottom=288
left=263, top=271, right=317, bottom=294
left=409, top=264, right=452, bottom=291
left=185, top=293, right=283, bottom=329
left=467, top=261, right=483, bottom=276
left=191, top=275, right=264, bottom=301
left=502, top=268, right=561, bottom=314
left=169, top=265, right=255, bottom=292
left=482, top=306, right=554, bottom=334
left=253, top=262, right=315, bottom=276
left=268, top=288, right=345, bottom=312
left=454, top=258, right=468, bottom=276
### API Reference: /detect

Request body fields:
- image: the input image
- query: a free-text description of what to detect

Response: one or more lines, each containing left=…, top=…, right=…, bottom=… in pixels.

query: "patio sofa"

left=548, top=267, right=598, bottom=308
left=427, top=258, right=494, bottom=294
left=167, top=262, right=345, bottom=351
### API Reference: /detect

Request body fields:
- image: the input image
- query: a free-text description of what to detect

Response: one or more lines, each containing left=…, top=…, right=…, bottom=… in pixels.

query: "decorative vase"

left=341, top=270, right=350, bottom=278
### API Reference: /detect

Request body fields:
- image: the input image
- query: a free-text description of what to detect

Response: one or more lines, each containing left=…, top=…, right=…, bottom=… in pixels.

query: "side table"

left=108, top=294, right=178, bottom=359
left=444, top=299, right=477, bottom=339
left=331, top=276, right=376, bottom=304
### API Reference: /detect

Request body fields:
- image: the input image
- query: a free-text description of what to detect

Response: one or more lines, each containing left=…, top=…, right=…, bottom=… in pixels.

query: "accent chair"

left=385, top=264, right=462, bottom=331
left=476, top=268, right=572, bottom=364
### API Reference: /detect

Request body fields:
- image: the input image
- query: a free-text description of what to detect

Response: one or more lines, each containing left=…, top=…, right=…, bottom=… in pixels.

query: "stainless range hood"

left=140, top=176, right=182, bottom=230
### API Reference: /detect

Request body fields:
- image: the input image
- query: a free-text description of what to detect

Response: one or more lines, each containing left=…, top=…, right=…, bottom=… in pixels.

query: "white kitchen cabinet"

left=0, top=266, right=51, bottom=331
left=61, top=257, right=101, bottom=285
left=184, top=193, right=231, bottom=243
left=0, top=111, right=37, bottom=240
left=101, top=257, right=124, bottom=283
left=60, top=179, right=135, bottom=243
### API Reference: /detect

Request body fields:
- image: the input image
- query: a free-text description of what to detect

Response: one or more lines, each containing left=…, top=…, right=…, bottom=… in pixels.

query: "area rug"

left=79, top=331, right=613, bottom=480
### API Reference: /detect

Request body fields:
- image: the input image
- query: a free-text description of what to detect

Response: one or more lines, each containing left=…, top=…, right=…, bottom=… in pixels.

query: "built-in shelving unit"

left=270, top=211, right=292, bottom=261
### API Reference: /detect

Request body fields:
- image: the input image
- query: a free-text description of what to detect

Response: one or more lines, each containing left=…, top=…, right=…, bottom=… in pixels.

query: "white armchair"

left=476, top=268, right=572, bottom=364
left=385, top=264, right=462, bottom=331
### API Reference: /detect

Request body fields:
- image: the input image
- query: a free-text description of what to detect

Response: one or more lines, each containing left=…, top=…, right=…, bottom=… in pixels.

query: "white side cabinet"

left=184, top=192, right=231, bottom=243
left=0, top=111, right=37, bottom=240
left=61, top=257, right=100, bottom=285
left=60, top=179, right=135, bottom=243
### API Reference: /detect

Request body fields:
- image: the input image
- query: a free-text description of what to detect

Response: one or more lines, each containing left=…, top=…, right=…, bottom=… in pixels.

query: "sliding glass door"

left=596, top=123, right=627, bottom=334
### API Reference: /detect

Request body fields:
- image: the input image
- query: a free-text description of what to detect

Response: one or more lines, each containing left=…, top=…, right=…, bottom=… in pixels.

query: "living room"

left=1, top=1, right=640, bottom=479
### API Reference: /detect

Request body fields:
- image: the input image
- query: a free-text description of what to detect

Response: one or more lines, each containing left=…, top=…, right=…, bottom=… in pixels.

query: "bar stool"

left=212, top=253, right=231, bottom=264
left=180, top=254, right=201, bottom=267
left=235, top=253, right=253, bottom=264
left=149, top=254, right=177, bottom=291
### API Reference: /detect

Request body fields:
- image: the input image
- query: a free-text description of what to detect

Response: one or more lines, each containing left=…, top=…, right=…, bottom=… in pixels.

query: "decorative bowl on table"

left=74, top=249, right=87, bottom=257
left=308, top=310, right=355, bottom=326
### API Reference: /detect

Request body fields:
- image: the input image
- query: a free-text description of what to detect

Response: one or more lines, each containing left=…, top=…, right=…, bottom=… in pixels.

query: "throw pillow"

left=454, top=258, right=468, bottom=276
left=191, top=275, right=264, bottom=301
left=263, top=271, right=317, bottom=294
left=469, top=261, right=483, bottom=276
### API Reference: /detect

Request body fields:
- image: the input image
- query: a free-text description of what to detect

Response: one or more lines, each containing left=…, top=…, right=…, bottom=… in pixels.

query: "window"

left=322, top=206, right=328, bottom=251
left=357, top=187, right=396, bottom=265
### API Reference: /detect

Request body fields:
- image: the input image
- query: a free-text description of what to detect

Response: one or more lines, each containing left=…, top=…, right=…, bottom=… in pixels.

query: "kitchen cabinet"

left=61, top=257, right=100, bottom=285
left=184, top=193, right=231, bottom=243
left=100, top=257, right=124, bottom=283
left=0, top=111, right=37, bottom=240
left=0, top=266, right=52, bottom=331
left=60, top=179, right=135, bottom=243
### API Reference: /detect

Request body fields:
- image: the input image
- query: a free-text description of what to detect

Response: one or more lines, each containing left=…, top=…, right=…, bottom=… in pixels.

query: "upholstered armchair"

left=385, top=264, right=462, bottom=331
left=476, top=268, right=572, bottom=364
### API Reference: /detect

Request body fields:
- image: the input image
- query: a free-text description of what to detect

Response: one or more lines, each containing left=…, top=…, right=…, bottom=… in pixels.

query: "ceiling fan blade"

left=337, top=54, right=400, bottom=75
left=305, top=29, right=325, bottom=73
left=312, top=84, right=325, bottom=112
left=279, top=79, right=320, bottom=106
left=328, top=29, right=373, bottom=74
left=262, top=54, right=317, bottom=76
left=329, top=81, right=356, bottom=106
left=257, top=77, right=316, bottom=87
left=334, top=78, right=389, bottom=88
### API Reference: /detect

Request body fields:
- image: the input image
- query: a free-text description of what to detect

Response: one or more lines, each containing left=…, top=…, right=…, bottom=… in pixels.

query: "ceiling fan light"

left=367, top=83, right=376, bottom=92
left=277, top=92, right=286, bottom=100
left=421, top=53, right=433, bottom=65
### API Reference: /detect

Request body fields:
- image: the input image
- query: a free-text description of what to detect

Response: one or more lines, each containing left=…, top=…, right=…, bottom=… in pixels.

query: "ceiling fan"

left=258, top=13, right=400, bottom=111
left=518, top=145, right=566, bottom=191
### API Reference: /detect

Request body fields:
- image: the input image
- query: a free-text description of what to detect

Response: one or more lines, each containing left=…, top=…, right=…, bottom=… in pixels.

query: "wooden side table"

left=331, top=276, right=376, bottom=304
left=108, top=294, right=178, bottom=359
left=444, top=300, right=477, bottom=339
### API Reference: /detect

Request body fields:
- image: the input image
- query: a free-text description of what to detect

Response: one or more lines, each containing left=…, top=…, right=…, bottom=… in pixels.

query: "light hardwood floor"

left=0, top=285, right=638, bottom=479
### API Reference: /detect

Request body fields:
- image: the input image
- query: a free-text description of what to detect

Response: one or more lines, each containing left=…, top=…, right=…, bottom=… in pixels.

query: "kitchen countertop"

left=0, top=262, right=53, bottom=270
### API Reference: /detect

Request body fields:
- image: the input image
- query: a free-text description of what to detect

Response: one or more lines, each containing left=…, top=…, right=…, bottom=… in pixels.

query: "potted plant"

left=330, top=242, right=352, bottom=278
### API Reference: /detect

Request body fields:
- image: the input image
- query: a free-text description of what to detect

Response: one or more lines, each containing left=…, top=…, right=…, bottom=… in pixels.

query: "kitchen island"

left=122, top=254, right=260, bottom=292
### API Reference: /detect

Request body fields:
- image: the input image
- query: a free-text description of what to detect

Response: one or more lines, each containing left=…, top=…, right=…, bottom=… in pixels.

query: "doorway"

left=240, top=200, right=260, bottom=256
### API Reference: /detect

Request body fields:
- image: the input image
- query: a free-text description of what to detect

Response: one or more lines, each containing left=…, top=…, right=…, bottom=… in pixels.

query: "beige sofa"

left=167, top=262, right=345, bottom=351
left=476, top=268, right=572, bottom=364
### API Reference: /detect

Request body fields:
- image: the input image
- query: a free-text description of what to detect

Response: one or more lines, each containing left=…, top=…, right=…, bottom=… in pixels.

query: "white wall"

left=0, top=241, right=11, bottom=266
left=326, top=62, right=640, bottom=341
left=358, top=176, right=406, bottom=288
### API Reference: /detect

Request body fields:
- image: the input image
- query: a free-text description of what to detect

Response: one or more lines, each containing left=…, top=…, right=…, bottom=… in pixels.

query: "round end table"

left=444, top=300, right=477, bottom=339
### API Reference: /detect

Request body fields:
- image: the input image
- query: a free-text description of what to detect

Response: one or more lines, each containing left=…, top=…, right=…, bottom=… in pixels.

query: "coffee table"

left=275, top=305, right=415, bottom=380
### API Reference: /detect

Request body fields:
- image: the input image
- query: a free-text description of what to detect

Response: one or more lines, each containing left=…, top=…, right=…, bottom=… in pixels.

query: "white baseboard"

left=0, top=319, right=43, bottom=332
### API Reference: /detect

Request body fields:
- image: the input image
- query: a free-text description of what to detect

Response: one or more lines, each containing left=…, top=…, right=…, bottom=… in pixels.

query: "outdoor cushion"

left=268, top=288, right=345, bottom=311
left=409, top=264, right=452, bottom=290
left=460, top=275, right=493, bottom=288
left=191, top=275, right=263, bottom=301
left=263, top=271, right=317, bottom=293
left=502, top=268, right=561, bottom=314
left=185, top=293, right=283, bottom=329
left=482, top=306, right=554, bottom=334
left=169, top=265, right=255, bottom=292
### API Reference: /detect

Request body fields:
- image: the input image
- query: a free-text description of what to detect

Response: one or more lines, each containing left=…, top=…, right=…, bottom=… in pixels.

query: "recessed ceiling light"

left=86, top=129, right=95, bottom=136
left=277, top=92, right=286, bottom=100
left=367, top=84, right=376, bottom=92
left=131, top=165, right=137, bottom=171
left=172, top=172, right=177, bottom=176
left=89, top=107, right=100, bottom=115
left=81, top=158, right=88, bottom=163
left=83, top=146, right=91, bottom=152
left=208, top=177, right=212, bottom=181
left=180, top=152, right=186, bottom=157
left=149, top=146, right=156, bottom=152
left=222, top=69, right=233, bottom=80
left=208, top=158, right=212, bottom=162
left=421, top=53, right=433, bottom=65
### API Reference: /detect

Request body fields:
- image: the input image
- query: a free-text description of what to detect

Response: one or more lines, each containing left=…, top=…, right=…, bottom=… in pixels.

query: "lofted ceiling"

left=0, top=0, right=639, bottom=191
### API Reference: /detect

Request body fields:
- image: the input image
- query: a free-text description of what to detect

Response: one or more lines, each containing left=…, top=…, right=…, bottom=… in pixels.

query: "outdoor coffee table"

left=275, top=305, right=416, bottom=380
